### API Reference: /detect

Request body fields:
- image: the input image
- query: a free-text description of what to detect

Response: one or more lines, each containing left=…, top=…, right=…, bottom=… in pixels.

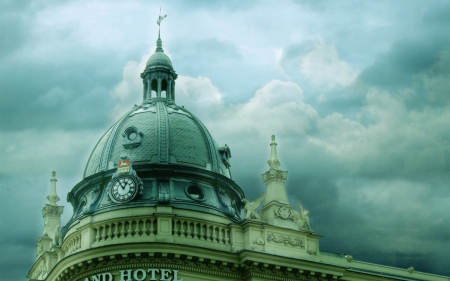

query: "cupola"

left=140, top=29, right=178, bottom=101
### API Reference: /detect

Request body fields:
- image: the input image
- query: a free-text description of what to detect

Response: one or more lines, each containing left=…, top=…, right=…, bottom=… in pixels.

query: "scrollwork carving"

left=267, top=233, right=305, bottom=248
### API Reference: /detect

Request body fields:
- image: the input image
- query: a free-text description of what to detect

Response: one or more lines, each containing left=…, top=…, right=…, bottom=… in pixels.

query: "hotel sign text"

left=85, top=269, right=183, bottom=281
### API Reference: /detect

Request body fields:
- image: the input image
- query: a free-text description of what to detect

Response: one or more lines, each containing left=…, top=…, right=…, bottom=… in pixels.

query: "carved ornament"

left=218, top=188, right=236, bottom=216
left=42, top=205, right=64, bottom=217
left=262, top=168, right=288, bottom=184
left=274, top=205, right=293, bottom=220
left=267, top=233, right=305, bottom=248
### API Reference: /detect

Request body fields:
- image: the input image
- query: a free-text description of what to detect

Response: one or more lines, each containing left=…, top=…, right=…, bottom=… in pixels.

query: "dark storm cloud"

left=2, top=1, right=450, bottom=280
left=0, top=61, right=117, bottom=131
left=355, top=3, right=450, bottom=110
left=0, top=0, right=73, bottom=58
left=0, top=175, right=45, bottom=280
left=358, top=39, right=448, bottom=90
left=422, top=2, right=450, bottom=27
left=0, top=10, right=31, bottom=58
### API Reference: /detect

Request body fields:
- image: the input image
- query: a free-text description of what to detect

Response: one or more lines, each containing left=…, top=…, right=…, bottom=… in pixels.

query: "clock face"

left=111, top=176, right=138, bottom=202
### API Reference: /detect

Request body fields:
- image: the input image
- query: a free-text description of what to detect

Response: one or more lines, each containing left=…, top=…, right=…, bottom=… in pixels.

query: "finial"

left=267, top=135, right=281, bottom=170
left=155, top=8, right=167, bottom=53
left=157, top=7, right=167, bottom=26
left=46, top=171, right=60, bottom=205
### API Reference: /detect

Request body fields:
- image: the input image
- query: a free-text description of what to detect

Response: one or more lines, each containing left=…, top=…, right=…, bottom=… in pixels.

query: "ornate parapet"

left=28, top=206, right=446, bottom=281
left=240, top=219, right=320, bottom=260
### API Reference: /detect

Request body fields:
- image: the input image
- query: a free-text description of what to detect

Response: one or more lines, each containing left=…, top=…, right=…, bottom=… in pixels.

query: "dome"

left=145, top=35, right=173, bottom=69
left=84, top=101, right=231, bottom=179
left=146, top=51, right=173, bottom=68
left=68, top=30, right=240, bottom=224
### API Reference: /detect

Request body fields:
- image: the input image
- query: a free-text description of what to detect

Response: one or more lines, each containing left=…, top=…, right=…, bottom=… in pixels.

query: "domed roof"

left=146, top=51, right=173, bottom=68
left=83, top=101, right=231, bottom=179
left=145, top=35, right=173, bottom=69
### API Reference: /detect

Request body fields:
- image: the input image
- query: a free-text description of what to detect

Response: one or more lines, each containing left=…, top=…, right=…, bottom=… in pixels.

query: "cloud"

left=300, top=42, right=358, bottom=89
left=176, top=76, right=223, bottom=109
left=3, top=1, right=450, bottom=279
left=278, top=41, right=359, bottom=96
left=34, top=87, right=72, bottom=107
left=1, top=129, right=99, bottom=177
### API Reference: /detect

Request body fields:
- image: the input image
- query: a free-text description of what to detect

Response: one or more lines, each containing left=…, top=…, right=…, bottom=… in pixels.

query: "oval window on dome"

left=128, top=131, right=137, bottom=141
left=122, top=126, right=143, bottom=149
left=186, top=185, right=204, bottom=200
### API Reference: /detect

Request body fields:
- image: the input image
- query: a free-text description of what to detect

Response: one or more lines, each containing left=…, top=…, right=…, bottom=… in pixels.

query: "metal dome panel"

left=83, top=102, right=228, bottom=178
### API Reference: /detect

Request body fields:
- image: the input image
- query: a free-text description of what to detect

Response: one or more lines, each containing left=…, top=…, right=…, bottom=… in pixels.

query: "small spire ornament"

left=267, top=135, right=281, bottom=170
left=46, top=171, right=60, bottom=205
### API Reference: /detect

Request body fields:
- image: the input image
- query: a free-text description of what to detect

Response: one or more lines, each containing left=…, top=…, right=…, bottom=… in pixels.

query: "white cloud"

left=176, top=76, right=224, bottom=109
left=300, top=42, right=358, bottom=89
left=109, top=50, right=151, bottom=117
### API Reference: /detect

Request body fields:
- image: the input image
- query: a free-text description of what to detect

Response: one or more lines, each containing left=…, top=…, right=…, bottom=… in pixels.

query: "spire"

left=261, top=135, right=288, bottom=199
left=156, top=7, right=167, bottom=53
left=267, top=135, right=281, bottom=170
left=156, top=28, right=164, bottom=53
left=46, top=171, right=60, bottom=205
left=37, top=172, right=64, bottom=258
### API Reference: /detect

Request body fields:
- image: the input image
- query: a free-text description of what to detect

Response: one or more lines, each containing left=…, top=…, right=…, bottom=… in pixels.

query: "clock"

left=110, top=176, right=139, bottom=203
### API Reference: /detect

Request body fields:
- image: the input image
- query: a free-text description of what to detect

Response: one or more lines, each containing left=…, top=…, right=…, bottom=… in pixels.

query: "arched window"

left=151, top=79, right=158, bottom=98
left=161, top=79, right=168, bottom=98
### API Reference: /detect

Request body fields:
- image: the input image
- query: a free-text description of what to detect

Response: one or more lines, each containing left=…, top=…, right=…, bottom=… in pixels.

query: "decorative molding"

left=51, top=251, right=337, bottom=281
left=267, top=233, right=305, bottom=248
left=55, top=252, right=241, bottom=281
left=31, top=258, right=48, bottom=280
left=158, top=177, right=170, bottom=203
left=218, top=187, right=236, bottom=216
left=157, top=102, right=169, bottom=164
left=262, top=168, right=288, bottom=184
left=254, top=230, right=265, bottom=245
left=274, top=205, right=293, bottom=220
left=42, top=205, right=64, bottom=217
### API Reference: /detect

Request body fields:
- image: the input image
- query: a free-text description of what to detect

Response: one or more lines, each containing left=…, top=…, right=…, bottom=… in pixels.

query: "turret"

left=36, top=172, right=64, bottom=258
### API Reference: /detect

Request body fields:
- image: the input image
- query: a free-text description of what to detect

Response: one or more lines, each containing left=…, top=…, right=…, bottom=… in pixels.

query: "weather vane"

left=157, top=7, right=167, bottom=26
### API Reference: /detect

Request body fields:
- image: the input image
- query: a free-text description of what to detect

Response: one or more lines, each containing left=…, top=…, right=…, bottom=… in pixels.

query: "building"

left=27, top=26, right=449, bottom=281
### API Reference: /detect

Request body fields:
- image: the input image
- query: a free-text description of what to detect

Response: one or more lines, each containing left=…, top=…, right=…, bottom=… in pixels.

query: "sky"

left=1, top=0, right=449, bottom=280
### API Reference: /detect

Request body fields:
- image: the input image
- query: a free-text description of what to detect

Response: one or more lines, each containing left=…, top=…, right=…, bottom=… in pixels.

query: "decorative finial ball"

left=271, top=135, right=275, bottom=141
left=52, top=171, right=56, bottom=176
left=345, top=255, right=353, bottom=262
